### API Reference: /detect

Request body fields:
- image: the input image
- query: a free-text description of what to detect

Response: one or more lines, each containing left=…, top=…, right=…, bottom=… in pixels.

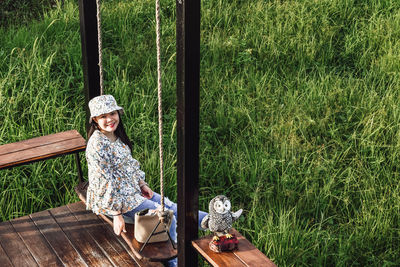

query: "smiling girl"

left=85, top=95, right=206, bottom=266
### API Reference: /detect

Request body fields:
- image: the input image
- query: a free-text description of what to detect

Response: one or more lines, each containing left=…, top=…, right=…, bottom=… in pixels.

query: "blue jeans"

left=123, top=193, right=207, bottom=267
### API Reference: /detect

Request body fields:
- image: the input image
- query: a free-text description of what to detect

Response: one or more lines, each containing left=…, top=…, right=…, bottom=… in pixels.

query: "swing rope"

left=93, top=0, right=176, bottom=255
left=96, top=0, right=104, bottom=95
left=155, top=0, right=165, bottom=213
left=95, top=0, right=167, bottom=213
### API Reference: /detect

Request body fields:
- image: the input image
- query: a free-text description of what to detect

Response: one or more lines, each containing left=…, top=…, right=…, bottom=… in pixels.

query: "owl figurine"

left=201, top=195, right=243, bottom=241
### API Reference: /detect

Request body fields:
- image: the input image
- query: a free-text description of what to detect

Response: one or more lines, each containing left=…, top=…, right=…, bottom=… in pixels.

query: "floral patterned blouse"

left=86, top=130, right=146, bottom=216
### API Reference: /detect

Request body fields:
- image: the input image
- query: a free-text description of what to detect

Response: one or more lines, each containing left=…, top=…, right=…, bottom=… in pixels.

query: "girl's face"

left=93, top=110, right=120, bottom=134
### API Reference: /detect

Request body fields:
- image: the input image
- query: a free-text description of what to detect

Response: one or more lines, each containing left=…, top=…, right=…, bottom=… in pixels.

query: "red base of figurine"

left=209, top=234, right=239, bottom=253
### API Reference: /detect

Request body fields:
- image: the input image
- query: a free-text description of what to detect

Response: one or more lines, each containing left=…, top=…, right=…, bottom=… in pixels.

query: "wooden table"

left=0, top=202, right=162, bottom=267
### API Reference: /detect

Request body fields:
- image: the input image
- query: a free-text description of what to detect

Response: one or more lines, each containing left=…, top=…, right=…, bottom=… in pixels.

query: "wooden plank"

left=49, top=205, right=114, bottom=266
left=0, top=242, right=13, bottom=267
left=192, top=229, right=276, bottom=267
left=233, top=229, right=276, bottom=267
left=0, top=221, right=38, bottom=266
left=192, top=233, right=246, bottom=267
left=0, top=137, right=86, bottom=169
left=67, top=201, right=139, bottom=267
left=30, top=210, right=87, bottom=266
left=0, top=130, right=83, bottom=156
left=10, top=215, right=64, bottom=266
left=75, top=183, right=177, bottom=262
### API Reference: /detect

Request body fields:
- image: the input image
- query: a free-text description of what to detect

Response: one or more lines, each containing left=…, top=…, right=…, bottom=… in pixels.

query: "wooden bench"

left=0, top=130, right=86, bottom=183
left=192, top=230, right=276, bottom=267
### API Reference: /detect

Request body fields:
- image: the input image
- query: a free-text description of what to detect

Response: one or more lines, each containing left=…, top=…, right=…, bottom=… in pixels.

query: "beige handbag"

left=134, top=208, right=173, bottom=243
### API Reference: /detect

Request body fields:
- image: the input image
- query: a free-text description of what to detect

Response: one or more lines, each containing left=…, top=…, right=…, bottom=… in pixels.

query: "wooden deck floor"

left=0, top=202, right=163, bottom=267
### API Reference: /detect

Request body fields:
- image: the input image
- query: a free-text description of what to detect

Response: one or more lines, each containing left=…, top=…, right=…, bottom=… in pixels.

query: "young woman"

left=85, top=95, right=206, bottom=267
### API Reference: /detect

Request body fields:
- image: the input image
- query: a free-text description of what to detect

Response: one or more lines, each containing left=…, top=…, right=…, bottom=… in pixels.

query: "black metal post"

left=78, top=0, right=101, bottom=131
left=176, top=0, right=201, bottom=266
left=74, top=153, right=84, bottom=184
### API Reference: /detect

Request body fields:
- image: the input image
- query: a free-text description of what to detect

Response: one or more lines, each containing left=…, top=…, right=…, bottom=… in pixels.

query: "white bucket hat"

left=88, top=95, right=124, bottom=123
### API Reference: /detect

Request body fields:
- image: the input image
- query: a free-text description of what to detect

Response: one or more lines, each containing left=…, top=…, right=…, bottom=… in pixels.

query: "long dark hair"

left=87, top=110, right=133, bottom=151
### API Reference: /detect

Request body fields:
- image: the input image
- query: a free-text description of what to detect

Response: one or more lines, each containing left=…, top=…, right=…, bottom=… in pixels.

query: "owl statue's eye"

left=214, top=200, right=225, bottom=213
left=224, top=200, right=231, bottom=210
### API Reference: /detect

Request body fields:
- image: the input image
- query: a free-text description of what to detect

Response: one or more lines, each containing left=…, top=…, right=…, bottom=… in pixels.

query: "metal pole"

left=176, top=0, right=201, bottom=266
left=74, top=153, right=84, bottom=184
left=78, top=0, right=101, bottom=132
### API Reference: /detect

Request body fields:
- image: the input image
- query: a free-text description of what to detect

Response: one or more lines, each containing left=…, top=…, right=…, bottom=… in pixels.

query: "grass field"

left=1, top=0, right=399, bottom=265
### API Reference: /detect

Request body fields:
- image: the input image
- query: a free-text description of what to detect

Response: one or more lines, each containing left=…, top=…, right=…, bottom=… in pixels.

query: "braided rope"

left=96, top=0, right=104, bottom=95
left=155, top=0, right=165, bottom=211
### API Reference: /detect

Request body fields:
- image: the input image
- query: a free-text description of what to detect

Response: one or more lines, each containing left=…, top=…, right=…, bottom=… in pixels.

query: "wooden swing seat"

left=75, top=181, right=178, bottom=262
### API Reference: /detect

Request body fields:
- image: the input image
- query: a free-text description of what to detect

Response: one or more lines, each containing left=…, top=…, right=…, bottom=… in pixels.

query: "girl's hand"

left=113, top=215, right=126, bottom=235
left=141, top=185, right=154, bottom=199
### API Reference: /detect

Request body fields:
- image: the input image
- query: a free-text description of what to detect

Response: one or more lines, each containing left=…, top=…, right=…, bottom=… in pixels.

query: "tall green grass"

left=0, top=0, right=57, bottom=27
left=0, top=0, right=399, bottom=265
